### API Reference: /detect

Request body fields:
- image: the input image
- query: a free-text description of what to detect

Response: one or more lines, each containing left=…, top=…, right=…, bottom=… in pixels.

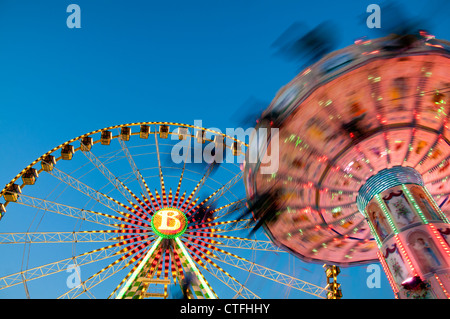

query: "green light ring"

left=357, top=166, right=424, bottom=213
left=150, top=207, right=188, bottom=239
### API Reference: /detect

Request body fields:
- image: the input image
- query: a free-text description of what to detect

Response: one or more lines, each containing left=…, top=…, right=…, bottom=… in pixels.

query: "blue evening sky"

left=0, top=0, right=449, bottom=299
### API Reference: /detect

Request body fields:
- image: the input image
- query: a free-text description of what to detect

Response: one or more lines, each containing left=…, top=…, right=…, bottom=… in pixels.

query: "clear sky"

left=0, top=0, right=449, bottom=299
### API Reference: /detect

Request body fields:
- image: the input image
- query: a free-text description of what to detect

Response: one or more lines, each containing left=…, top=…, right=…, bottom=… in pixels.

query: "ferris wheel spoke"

left=182, top=235, right=327, bottom=297
left=183, top=164, right=216, bottom=213
left=14, top=193, right=123, bottom=228
left=202, top=170, right=243, bottom=209
left=82, top=149, right=143, bottom=209
left=201, top=199, right=246, bottom=224
left=59, top=237, right=157, bottom=299
left=203, top=236, right=284, bottom=253
left=187, top=218, right=253, bottom=233
left=182, top=197, right=201, bottom=219
left=98, top=148, right=124, bottom=165
left=182, top=171, right=243, bottom=220
left=0, top=230, right=127, bottom=245
left=173, top=142, right=191, bottom=209
left=48, top=167, right=149, bottom=224
left=212, top=199, right=246, bottom=217
left=48, top=166, right=127, bottom=215
left=59, top=244, right=149, bottom=299
left=16, top=192, right=153, bottom=231
left=153, top=130, right=168, bottom=206
left=205, top=247, right=327, bottom=298
left=117, top=137, right=154, bottom=201
left=210, top=219, right=254, bottom=234
left=187, top=199, right=246, bottom=226
left=118, top=172, right=141, bottom=187
left=181, top=238, right=260, bottom=299
left=82, top=148, right=154, bottom=224
left=182, top=172, right=244, bottom=225
left=0, top=244, right=124, bottom=291
left=182, top=235, right=288, bottom=273
left=211, top=219, right=255, bottom=233
left=60, top=260, right=125, bottom=299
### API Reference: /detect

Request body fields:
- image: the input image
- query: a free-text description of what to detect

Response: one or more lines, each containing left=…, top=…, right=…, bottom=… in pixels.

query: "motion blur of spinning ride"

left=0, top=122, right=328, bottom=299
left=244, top=31, right=450, bottom=298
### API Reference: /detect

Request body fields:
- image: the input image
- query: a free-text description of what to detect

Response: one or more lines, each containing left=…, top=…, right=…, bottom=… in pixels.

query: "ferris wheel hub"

left=151, top=207, right=188, bottom=239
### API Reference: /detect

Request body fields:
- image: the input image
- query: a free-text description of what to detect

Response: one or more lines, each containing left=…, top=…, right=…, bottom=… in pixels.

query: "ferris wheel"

left=0, top=122, right=327, bottom=299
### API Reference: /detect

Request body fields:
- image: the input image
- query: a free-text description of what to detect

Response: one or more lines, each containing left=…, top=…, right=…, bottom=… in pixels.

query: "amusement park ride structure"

left=2, top=28, right=450, bottom=299
left=244, top=32, right=450, bottom=299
